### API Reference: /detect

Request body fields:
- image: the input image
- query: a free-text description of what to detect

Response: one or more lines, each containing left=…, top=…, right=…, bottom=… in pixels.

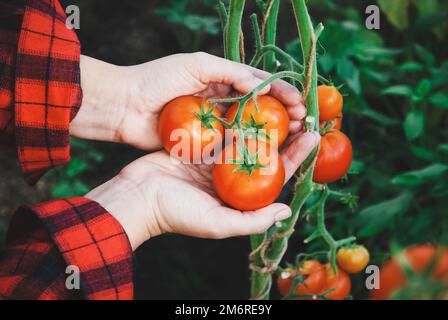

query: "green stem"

left=225, top=0, right=246, bottom=62
left=263, top=0, right=280, bottom=72
left=249, top=0, right=320, bottom=300
left=217, top=2, right=228, bottom=54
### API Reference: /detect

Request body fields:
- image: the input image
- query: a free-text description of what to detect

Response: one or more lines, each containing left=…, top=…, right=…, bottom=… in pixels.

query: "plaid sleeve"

left=0, top=1, right=23, bottom=147
left=0, top=0, right=82, bottom=184
left=1, top=197, right=134, bottom=300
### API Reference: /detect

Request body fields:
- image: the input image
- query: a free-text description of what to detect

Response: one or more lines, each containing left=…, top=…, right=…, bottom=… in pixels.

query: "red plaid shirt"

left=0, top=0, right=134, bottom=299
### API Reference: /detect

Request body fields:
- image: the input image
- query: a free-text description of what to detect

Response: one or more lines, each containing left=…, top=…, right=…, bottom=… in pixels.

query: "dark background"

left=1, top=0, right=447, bottom=299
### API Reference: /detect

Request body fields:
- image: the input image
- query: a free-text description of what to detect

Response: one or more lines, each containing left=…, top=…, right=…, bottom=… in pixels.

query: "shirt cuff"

left=7, top=197, right=134, bottom=300
left=14, top=0, right=82, bottom=184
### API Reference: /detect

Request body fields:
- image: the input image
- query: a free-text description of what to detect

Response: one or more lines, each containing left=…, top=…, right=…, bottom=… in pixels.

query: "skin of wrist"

left=85, top=174, right=162, bottom=251
left=70, top=55, right=132, bottom=143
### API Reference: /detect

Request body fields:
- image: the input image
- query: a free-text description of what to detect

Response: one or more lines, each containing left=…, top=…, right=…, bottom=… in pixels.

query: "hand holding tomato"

left=86, top=129, right=319, bottom=250
left=72, top=53, right=307, bottom=150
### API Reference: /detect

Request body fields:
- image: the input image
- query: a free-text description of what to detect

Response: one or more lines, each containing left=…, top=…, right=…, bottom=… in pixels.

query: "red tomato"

left=226, top=95, right=290, bottom=147
left=372, top=245, right=448, bottom=300
left=337, top=246, right=370, bottom=274
left=313, top=130, right=352, bottom=184
left=318, top=85, right=343, bottom=121
left=212, top=140, right=285, bottom=211
left=319, top=263, right=351, bottom=300
left=158, top=96, right=224, bottom=161
left=277, top=260, right=327, bottom=298
left=320, top=112, right=343, bottom=130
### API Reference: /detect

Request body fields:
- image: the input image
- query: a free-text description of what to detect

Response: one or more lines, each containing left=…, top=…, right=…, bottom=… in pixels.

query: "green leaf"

left=398, top=61, right=424, bottom=72
left=51, top=181, right=90, bottom=198
left=378, top=0, right=411, bottom=30
left=380, top=85, right=413, bottom=96
left=429, top=92, right=448, bottom=109
left=409, top=145, right=437, bottom=161
left=318, top=53, right=335, bottom=74
left=358, top=47, right=402, bottom=57
left=337, top=59, right=360, bottom=94
left=413, top=0, right=439, bottom=15
left=391, top=163, right=448, bottom=186
left=415, top=44, right=435, bottom=67
left=362, top=68, right=390, bottom=84
left=65, top=158, right=88, bottom=177
left=361, top=108, right=400, bottom=126
left=415, top=79, right=432, bottom=98
left=348, top=159, right=365, bottom=174
left=438, top=144, right=448, bottom=154
left=357, top=192, right=413, bottom=237
left=403, top=109, right=425, bottom=141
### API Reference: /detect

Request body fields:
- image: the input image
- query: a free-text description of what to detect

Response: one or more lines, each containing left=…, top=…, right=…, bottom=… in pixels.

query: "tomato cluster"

left=276, top=260, right=351, bottom=300
left=158, top=95, right=290, bottom=211
left=277, top=246, right=369, bottom=300
left=372, top=245, right=448, bottom=299
left=314, top=85, right=352, bottom=184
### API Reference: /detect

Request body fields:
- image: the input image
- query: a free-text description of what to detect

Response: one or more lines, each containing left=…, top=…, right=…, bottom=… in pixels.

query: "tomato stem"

left=261, top=0, right=280, bottom=73
left=248, top=0, right=321, bottom=300
left=224, top=0, right=245, bottom=62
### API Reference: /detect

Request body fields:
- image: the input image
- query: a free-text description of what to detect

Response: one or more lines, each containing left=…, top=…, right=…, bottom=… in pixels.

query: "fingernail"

left=275, top=209, right=292, bottom=222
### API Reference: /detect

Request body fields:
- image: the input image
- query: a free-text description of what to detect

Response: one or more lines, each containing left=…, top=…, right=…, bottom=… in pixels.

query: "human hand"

left=70, top=53, right=307, bottom=150
left=86, top=131, right=319, bottom=251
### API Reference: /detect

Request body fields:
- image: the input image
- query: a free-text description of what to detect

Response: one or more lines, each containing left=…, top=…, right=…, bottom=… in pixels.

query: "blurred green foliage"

left=288, top=0, right=448, bottom=298
left=153, top=0, right=221, bottom=51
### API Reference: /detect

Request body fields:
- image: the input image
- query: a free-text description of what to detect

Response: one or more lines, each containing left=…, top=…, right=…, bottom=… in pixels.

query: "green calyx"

left=242, top=114, right=271, bottom=141
left=194, top=101, right=217, bottom=130
left=229, top=147, right=266, bottom=176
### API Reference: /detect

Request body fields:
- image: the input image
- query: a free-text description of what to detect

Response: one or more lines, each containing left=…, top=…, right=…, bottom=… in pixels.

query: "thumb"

left=206, top=203, right=292, bottom=239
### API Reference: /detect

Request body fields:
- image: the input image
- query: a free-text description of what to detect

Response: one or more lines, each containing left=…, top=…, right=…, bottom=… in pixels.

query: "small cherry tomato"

left=372, top=245, right=448, bottom=300
left=319, top=263, right=351, bottom=300
left=318, top=85, right=343, bottom=121
left=158, top=96, right=224, bottom=161
left=226, top=95, right=290, bottom=147
left=212, top=140, right=285, bottom=211
left=313, top=130, right=352, bottom=184
left=337, top=246, right=370, bottom=273
left=277, top=260, right=326, bottom=298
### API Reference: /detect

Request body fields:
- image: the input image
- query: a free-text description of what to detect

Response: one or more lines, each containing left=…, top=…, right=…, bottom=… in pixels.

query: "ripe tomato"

left=212, top=140, right=285, bottom=211
left=320, top=112, right=343, bottom=131
left=277, top=260, right=326, bottom=298
left=158, top=96, right=224, bottom=161
left=337, top=246, right=370, bottom=274
left=372, top=245, right=448, bottom=300
left=277, top=268, right=296, bottom=297
left=318, top=85, right=343, bottom=121
left=226, top=95, right=290, bottom=147
left=319, top=263, right=351, bottom=300
left=313, top=130, right=352, bottom=184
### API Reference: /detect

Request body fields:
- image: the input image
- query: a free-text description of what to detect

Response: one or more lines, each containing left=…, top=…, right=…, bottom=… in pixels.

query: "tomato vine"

left=215, top=0, right=360, bottom=300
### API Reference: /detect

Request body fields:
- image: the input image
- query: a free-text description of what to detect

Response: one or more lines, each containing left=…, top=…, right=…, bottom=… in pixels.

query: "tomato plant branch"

left=248, top=0, right=321, bottom=300
left=224, top=0, right=245, bottom=62
left=217, top=2, right=228, bottom=54
left=283, top=288, right=335, bottom=300
left=249, top=14, right=329, bottom=84
left=304, top=186, right=356, bottom=272
left=261, top=0, right=280, bottom=72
